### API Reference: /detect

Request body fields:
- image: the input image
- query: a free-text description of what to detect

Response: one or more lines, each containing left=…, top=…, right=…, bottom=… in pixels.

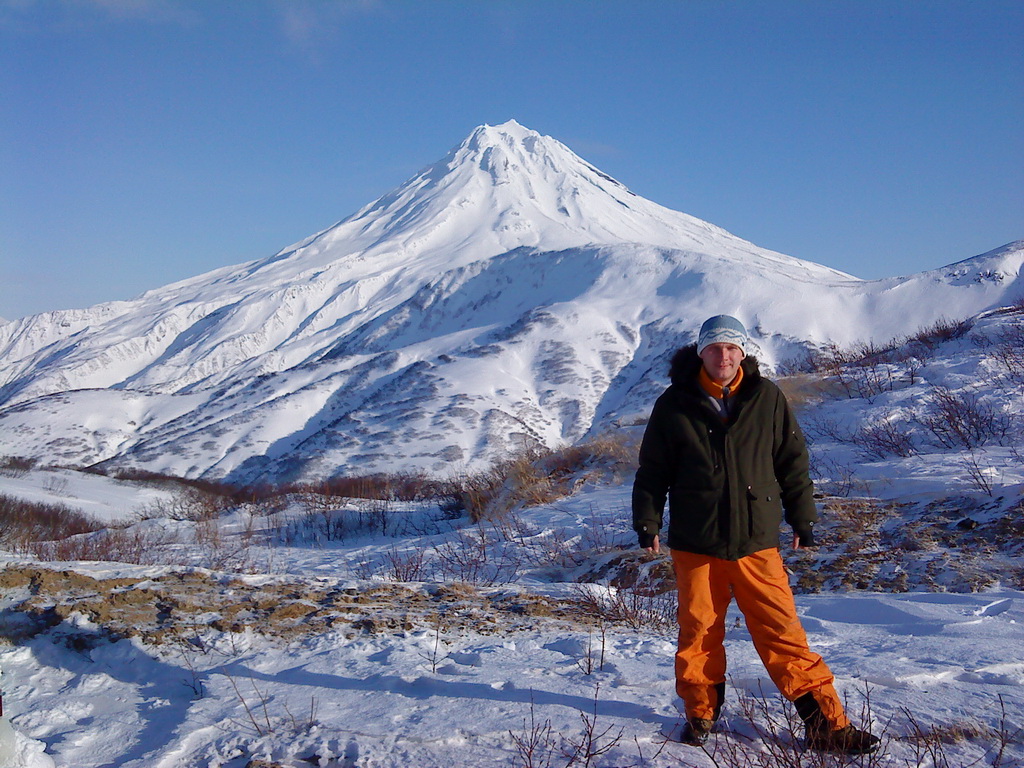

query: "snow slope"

left=0, top=475, right=1022, bottom=768
left=0, top=121, right=1020, bottom=481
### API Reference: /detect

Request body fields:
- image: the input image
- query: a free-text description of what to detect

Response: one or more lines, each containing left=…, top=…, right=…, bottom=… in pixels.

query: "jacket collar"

left=698, top=364, right=744, bottom=398
left=669, top=343, right=762, bottom=389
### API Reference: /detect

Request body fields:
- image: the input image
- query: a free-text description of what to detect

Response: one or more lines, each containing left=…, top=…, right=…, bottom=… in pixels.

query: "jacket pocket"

left=746, top=482, right=783, bottom=540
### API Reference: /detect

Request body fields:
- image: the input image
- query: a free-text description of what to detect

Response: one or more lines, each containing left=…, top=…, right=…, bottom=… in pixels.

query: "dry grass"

left=0, top=565, right=605, bottom=647
left=787, top=493, right=1024, bottom=593
left=776, top=374, right=846, bottom=410
left=443, top=431, right=637, bottom=523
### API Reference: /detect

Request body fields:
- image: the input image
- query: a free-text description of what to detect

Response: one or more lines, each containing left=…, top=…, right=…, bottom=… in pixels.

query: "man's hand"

left=643, top=534, right=660, bottom=554
left=792, top=528, right=816, bottom=550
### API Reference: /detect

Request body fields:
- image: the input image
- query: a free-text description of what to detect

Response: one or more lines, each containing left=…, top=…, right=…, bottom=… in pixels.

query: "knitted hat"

left=697, top=315, right=748, bottom=356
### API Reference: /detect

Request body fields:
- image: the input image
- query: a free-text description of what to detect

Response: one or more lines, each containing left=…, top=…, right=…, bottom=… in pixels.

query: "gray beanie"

left=697, top=315, right=748, bottom=356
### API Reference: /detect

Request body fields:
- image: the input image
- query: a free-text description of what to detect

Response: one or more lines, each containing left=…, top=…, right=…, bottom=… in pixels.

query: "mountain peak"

left=464, top=119, right=537, bottom=147
left=445, top=119, right=608, bottom=190
left=314, top=119, right=655, bottom=267
left=222, top=120, right=854, bottom=292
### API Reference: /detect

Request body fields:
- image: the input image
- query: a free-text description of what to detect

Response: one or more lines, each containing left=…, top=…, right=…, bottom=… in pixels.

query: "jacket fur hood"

left=668, top=343, right=763, bottom=388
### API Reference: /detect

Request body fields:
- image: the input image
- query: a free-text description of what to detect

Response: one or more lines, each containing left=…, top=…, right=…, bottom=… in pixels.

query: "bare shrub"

left=432, top=526, right=522, bottom=585
left=382, top=546, right=428, bottom=582
left=0, top=456, right=37, bottom=478
left=574, top=623, right=609, bottom=676
left=808, top=455, right=859, bottom=498
left=539, top=433, right=636, bottom=480
left=910, top=316, right=973, bottom=346
left=366, top=497, right=394, bottom=536
left=437, top=462, right=513, bottom=523
left=808, top=341, right=902, bottom=401
left=287, top=505, right=348, bottom=543
left=805, top=413, right=867, bottom=448
left=960, top=450, right=996, bottom=497
left=899, top=353, right=925, bottom=386
left=852, top=415, right=918, bottom=460
left=442, top=434, right=636, bottom=523
left=804, top=319, right=976, bottom=402
left=38, top=473, right=68, bottom=496
left=277, top=506, right=361, bottom=544
left=509, top=695, right=558, bottom=768
left=28, top=526, right=177, bottom=564
left=284, top=486, right=410, bottom=542
left=509, top=686, right=623, bottom=768
left=499, top=450, right=566, bottom=510
left=578, top=506, right=632, bottom=554
left=570, top=582, right=675, bottom=632
left=296, top=472, right=438, bottom=503
left=138, top=486, right=234, bottom=522
left=918, top=387, right=1017, bottom=450
left=107, top=469, right=244, bottom=505
left=0, top=493, right=103, bottom=550
left=192, top=515, right=255, bottom=572
left=993, top=318, right=1024, bottom=386
left=222, top=670, right=320, bottom=742
left=897, top=697, right=1023, bottom=768
left=560, top=684, right=624, bottom=767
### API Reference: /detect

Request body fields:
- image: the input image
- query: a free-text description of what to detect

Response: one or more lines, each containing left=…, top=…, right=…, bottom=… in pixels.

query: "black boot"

left=676, top=682, right=725, bottom=746
left=794, top=693, right=880, bottom=754
left=679, top=717, right=715, bottom=746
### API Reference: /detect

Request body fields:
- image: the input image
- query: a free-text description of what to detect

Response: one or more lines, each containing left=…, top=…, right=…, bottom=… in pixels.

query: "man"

left=632, top=315, right=879, bottom=754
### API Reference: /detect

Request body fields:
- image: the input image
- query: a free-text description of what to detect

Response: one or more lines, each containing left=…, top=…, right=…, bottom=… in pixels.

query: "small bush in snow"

left=808, top=340, right=904, bottom=401
left=28, top=526, right=176, bottom=565
left=442, top=433, right=636, bottom=523
left=569, top=581, right=675, bottom=632
left=918, top=387, right=1017, bottom=450
left=993, top=317, right=1024, bottom=386
left=851, top=415, right=918, bottom=460
left=433, top=525, right=523, bottom=585
left=137, top=486, right=233, bottom=522
left=909, top=315, right=974, bottom=346
left=0, top=455, right=37, bottom=478
left=808, top=455, right=861, bottom=498
left=0, top=493, right=101, bottom=550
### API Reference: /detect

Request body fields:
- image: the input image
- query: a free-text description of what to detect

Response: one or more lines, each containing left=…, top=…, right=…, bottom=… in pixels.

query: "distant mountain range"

left=1, top=120, right=1021, bottom=482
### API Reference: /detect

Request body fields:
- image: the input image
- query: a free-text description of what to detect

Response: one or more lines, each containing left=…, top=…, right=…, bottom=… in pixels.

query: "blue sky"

left=1, top=0, right=1021, bottom=320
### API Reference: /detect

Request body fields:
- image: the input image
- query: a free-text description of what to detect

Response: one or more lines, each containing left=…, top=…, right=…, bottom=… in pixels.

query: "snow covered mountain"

left=0, top=120, right=1021, bottom=481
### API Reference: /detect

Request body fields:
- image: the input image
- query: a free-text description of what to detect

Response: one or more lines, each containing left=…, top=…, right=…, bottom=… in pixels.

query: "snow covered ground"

left=0, top=463, right=1022, bottom=768
left=2, top=306, right=1023, bottom=767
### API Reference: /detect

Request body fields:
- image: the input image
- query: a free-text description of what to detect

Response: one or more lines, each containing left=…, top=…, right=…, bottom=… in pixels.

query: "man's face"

left=699, top=342, right=745, bottom=384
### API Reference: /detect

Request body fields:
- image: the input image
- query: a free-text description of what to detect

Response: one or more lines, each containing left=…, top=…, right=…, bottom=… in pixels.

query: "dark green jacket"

left=632, top=345, right=817, bottom=560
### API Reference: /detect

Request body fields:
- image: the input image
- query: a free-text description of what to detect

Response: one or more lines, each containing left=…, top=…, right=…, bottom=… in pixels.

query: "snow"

left=1, top=455, right=1023, bottom=767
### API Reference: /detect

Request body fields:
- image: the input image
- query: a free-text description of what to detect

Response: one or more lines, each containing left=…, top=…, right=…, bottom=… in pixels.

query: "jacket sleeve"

left=771, top=388, right=818, bottom=532
left=632, top=396, right=673, bottom=543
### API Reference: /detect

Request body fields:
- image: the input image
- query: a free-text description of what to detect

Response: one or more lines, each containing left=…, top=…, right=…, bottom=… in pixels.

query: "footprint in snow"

left=343, top=736, right=359, bottom=767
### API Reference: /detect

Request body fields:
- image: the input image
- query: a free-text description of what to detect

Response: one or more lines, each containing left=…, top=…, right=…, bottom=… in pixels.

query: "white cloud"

left=273, top=0, right=383, bottom=57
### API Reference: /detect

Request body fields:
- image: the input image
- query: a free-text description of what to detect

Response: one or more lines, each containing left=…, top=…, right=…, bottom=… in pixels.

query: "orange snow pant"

left=671, top=548, right=850, bottom=728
